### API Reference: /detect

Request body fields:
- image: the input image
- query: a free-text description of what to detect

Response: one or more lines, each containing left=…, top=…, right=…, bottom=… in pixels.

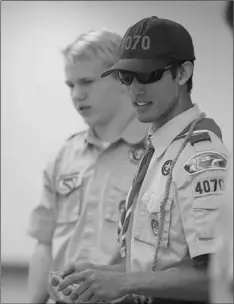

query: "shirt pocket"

left=134, top=197, right=173, bottom=248
left=193, top=199, right=219, bottom=240
left=55, top=174, right=82, bottom=224
left=104, top=183, right=128, bottom=225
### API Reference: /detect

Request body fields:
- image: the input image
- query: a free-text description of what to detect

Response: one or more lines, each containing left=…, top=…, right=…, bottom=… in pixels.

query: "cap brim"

left=101, top=58, right=171, bottom=77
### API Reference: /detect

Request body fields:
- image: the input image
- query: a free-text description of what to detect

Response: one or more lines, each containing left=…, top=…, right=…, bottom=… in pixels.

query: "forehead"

left=64, top=59, right=107, bottom=80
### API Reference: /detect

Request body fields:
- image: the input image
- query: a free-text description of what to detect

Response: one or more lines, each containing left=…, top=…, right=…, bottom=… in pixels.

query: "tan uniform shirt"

left=126, top=105, right=229, bottom=274
left=28, top=116, right=149, bottom=301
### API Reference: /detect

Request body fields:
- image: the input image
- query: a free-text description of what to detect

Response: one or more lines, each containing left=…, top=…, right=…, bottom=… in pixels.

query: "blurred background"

left=1, top=1, right=233, bottom=303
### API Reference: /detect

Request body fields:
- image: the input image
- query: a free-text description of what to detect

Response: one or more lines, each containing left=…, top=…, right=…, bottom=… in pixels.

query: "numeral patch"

left=193, top=177, right=225, bottom=198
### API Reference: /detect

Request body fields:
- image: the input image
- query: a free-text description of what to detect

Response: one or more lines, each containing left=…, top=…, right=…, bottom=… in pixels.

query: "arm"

left=28, top=162, right=56, bottom=303
left=125, top=263, right=208, bottom=301
left=28, top=242, right=52, bottom=303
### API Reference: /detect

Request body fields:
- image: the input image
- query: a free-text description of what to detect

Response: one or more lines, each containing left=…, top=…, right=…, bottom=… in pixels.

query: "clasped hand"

left=51, top=263, right=127, bottom=303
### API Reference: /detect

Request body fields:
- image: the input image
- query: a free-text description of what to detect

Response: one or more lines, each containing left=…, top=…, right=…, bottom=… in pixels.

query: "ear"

left=177, top=61, right=194, bottom=86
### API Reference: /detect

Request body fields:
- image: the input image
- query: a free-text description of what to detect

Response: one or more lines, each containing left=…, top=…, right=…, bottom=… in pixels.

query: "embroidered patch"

left=162, top=160, right=173, bottom=176
left=184, top=151, right=228, bottom=175
left=119, top=200, right=126, bottom=215
left=57, top=172, right=81, bottom=196
left=129, top=145, right=146, bottom=164
left=151, top=218, right=159, bottom=238
left=193, top=177, right=225, bottom=198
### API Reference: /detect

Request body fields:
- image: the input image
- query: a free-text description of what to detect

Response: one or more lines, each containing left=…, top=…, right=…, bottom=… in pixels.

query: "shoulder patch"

left=184, top=151, right=228, bottom=175
left=175, top=118, right=223, bottom=142
left=189, top=132, right=211, bottom=145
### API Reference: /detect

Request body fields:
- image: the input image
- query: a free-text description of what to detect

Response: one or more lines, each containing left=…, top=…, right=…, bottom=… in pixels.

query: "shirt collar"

left=85, top=115, right=150, bottom=148
left=150, top=104, right=202, bottom=157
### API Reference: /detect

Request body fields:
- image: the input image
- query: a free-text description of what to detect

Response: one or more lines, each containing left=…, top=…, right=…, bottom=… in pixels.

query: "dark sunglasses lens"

left=136, top=73, right=152, bottom=84
left=118, top=72, right=134, bottom=85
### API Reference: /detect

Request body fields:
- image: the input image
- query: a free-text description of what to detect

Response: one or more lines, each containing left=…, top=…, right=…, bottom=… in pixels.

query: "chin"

left=82, top=116, right=96, bottom=127
left=137, top=114, right=154, bottom=124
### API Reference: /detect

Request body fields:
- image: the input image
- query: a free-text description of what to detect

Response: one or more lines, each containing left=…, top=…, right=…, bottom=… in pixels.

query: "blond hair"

left=62, top=29, right=122, bottom=69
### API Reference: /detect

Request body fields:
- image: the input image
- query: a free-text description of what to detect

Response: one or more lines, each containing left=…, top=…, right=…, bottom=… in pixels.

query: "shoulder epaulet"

left=175, top=118, right=222, bottom=145
left=67, top=133, right=79, bottom=141
left=66, top=129, right=87, bottom=142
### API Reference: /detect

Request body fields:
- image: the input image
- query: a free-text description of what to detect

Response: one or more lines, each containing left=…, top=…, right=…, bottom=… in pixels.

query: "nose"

left=72, top=86, right=87, bottom=102
left=130, top=78, right=145, bottom=101
left=130, top=78, right=144, bottom=96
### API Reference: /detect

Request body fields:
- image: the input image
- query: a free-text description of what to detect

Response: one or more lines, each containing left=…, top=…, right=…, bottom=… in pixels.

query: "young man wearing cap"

left=53, top=17, right=229, bottom=304
left=27, top=29, right=149, bottom=304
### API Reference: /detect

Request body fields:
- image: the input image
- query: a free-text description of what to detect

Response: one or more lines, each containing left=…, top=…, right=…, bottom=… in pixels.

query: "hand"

left=57, top=268, right=128, bottom=302
left=50, top=262, right=95, bottom=287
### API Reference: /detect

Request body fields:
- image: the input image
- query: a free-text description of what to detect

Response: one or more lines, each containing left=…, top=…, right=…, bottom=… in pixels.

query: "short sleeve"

left=28, top=161, right=56, bottom=244
left=173, top=136, right=229, bottom=259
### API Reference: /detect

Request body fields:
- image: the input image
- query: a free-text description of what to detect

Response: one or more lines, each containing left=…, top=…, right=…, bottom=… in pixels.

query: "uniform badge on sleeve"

left=151, top=218, right=159, bottom=238
left=162, top=160, right=173, bottom=176
left=184, top=151, right=228, bottom=175
left=129, top=145, right=146, bottom=164
left=193, top=177, right=225, bottom=198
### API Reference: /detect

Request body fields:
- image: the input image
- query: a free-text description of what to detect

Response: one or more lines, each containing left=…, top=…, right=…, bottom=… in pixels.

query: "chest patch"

left=151, top=217, right=159, bottom=238
left=162, top=160, right=173, bottom=176
left=129, top=145, right=146, bottom=164
left=57, top=172, right=81, bottom=196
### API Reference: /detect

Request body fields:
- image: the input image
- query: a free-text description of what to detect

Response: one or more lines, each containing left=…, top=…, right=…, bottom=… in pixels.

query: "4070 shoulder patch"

left=193, top=177, right=225, bottom=198
left=184, top=151, right=227, bottom=175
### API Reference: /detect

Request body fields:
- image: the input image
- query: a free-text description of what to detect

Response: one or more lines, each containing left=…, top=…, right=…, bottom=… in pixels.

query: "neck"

left=93, top=103, right=135, bottom=143
left=152, top=92, right=193, bottom=132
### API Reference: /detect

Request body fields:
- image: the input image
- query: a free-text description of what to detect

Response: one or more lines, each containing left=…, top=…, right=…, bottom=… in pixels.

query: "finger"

left=58, top=271, right=87, bottom=291
left=61, top=286, right=73, bottom=296
left=51, top=276, right=60, bottom=287
left=61, top=263, right=76, bottom=279
left=69, top=280, right=90, bottom=301
left=76, top=287, right=94, bottom=302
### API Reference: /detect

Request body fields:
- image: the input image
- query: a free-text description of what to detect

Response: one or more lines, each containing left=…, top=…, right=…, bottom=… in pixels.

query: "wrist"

left=122, top=272, right=140, bottom=295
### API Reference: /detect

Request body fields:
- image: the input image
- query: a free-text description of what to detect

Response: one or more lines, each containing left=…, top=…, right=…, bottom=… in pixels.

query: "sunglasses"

left=118, top=65, right=172, bottom=85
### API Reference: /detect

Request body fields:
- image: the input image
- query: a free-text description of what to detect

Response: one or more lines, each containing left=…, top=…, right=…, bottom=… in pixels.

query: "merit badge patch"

left=151, top=218, right=159, bottom=238
left=162, top=160, right=173, bottom=176
left=57, top=172, right=80, bottom=196
left=129, top=145, right=146, bottom=164
left=193, top=177, right=225, bottom=198
left=184, top=151, right=228, bottom=175
left=119, top=200, right=126, bottom=215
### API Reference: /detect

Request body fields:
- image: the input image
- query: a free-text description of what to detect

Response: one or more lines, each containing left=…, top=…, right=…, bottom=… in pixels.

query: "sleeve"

left=173, top=138, right=229, bottom=259
left=27, top=160, right=57, bottom=245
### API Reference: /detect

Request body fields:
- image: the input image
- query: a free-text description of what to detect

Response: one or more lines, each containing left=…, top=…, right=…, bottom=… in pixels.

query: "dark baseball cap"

left=101, top=16, right=195, bottom=77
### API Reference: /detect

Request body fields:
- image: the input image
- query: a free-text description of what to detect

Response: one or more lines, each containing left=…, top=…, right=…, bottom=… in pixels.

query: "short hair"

left=62, top=29, right=122, bottom=70
left=169, top=60, right=194, bottom=94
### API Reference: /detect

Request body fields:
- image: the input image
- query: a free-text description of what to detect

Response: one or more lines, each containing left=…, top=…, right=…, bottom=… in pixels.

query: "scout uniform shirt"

left=28, top=116, right=149, bottom=302
left=125, top=104, right=229, bottom=274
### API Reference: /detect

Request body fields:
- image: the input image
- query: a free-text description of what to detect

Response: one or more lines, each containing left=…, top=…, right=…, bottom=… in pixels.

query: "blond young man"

left=28, top=29, right=149, bottom=304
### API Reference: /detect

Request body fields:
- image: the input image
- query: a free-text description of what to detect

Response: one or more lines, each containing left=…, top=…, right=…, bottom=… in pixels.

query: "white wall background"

left=1, top=1, right=233, bottom=264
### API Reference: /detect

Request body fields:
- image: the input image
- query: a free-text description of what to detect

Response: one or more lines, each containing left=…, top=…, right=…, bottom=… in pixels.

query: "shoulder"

left=173, top=117, right=229, bottom=183
left=46, top=129, right=88, bottom=173
left=66, top=129, right=88, bottom=142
